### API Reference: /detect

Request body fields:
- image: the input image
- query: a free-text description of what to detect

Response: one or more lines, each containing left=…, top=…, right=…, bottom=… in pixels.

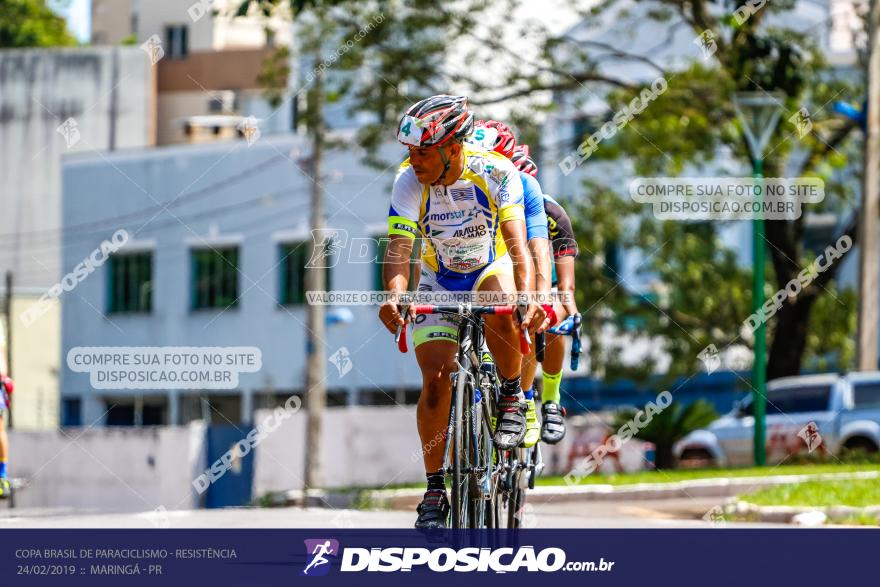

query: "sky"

left=51, top=0, right=91, bottom=42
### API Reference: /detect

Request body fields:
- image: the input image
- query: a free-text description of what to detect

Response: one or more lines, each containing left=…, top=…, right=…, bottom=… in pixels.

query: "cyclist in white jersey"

left=378, top=95, right=546, bottom=529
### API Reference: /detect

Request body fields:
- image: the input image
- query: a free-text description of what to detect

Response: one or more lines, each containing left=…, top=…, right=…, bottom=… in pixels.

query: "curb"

left=354, top=470, right=880, bottom=510
left=724, top=500, right=880, bottom=525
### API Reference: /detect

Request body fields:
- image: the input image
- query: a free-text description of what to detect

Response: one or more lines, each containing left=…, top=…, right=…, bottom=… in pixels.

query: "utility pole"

left=857, top=0, right=880, bottom=371
left=302, top=56, right=327, bottom=505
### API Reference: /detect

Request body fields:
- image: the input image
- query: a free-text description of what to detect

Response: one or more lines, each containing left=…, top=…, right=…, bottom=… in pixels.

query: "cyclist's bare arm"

left=500, top=219, right=546, bottom=333
left=529, top=237, right=552, bottom=295
left=378, top=235, right=414, bottom=333
left=545, top=197, right=579, bottom=318
left=555, top=255, right=578, bottom=318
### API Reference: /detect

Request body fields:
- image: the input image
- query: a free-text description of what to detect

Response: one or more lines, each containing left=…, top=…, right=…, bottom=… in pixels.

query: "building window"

left=208, top=97, right=225, bottom=113
left=108, top=252, right=152, bottom=313
left=105, top=402, right=136, bottom=426
left=165, top=24, right=188, bottom=59
left=180, top=393, right=242, bottom=425
left=61, top=397, right=82, bottom=427
left=279, top=242, right=332, bottom=305
left=191, top=247, right=239, bottom=310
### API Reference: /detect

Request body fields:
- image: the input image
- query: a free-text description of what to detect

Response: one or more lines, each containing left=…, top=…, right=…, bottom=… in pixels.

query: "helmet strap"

left=435, top=142, right=464, bottom=185
left=435, top=144, right=453, bottom=185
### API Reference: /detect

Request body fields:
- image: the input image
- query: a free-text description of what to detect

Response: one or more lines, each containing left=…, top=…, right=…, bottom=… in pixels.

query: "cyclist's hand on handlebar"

left=379, top=301, right=405, bottom=334
left=520, top=301, right=547, bottom=335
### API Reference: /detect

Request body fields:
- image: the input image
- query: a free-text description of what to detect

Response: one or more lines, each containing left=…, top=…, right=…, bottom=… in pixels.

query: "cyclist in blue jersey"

left=512, top=145, right=579, bottom=444
left=467, top=120, right=552, bottom=448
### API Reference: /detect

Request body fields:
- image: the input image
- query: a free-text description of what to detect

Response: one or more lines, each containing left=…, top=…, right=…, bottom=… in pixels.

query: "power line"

left=0, top=154, right=288, bottom=246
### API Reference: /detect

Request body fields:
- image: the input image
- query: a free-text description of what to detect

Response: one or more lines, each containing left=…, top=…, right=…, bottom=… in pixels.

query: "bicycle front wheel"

left=450, top=368, right=469, bottom=529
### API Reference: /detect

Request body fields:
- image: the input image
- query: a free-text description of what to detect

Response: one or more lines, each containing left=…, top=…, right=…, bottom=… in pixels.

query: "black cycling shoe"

left=415, top=490, right=450, bottom=530
left=541, top=402, right=566, bottom=444
left=494, top=395, right=527, bottom=450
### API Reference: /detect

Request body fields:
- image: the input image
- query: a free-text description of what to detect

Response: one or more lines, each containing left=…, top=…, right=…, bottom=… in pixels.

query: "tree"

left=614, top=400, right=719, bottom=469
left=467, top=0, right=864, bottom=382
left=0, top=0, right=76, bottom=48
left=232, top=0, right=513, bottom=496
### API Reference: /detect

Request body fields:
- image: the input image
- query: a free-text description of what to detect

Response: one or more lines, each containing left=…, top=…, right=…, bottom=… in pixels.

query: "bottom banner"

left=2, top=529, right=875, bottom=585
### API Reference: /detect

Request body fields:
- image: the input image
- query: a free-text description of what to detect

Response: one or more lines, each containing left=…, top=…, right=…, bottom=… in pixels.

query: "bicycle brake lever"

left=395, top=322, right=408, bottom=353
left=518, top=327, right=531, bottom=355
left=395, top=305, right=411, bottom=354
left=515, top=304, right=531, bottom=355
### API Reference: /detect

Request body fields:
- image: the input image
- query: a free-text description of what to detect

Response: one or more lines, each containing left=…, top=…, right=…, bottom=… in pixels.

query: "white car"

left=675, top=372, right=880, bottom=467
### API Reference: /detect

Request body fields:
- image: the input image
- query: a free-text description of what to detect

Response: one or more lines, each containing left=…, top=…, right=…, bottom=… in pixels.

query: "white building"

left=0, top=46, right=155, bottom=428
left=61, top=134, right=419, bottom=427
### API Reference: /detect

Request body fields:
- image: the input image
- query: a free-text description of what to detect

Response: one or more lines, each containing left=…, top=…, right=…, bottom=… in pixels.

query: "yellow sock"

left=542, top=370, right=562, bottom=404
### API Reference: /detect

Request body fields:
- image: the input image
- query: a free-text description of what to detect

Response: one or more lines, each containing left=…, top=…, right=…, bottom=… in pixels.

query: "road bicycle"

left=395, top=303, right=542, bottom=529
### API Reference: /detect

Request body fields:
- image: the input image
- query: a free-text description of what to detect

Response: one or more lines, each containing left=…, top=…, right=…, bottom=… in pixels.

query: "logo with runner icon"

left=302, top=539, right=339, bottom=576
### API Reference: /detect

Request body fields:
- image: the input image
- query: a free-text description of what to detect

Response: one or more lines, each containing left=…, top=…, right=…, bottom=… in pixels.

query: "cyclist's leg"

left=474, top=258, right=529, bottom=449
left=414, top=338, right=458, bottom=474
left=412, top=338, right=456, bottom=529
left=411, top=270, right=459, bottom=528
left=540, top=330, right=567, bottom=444
left=521, top=344, right=538, bottom=391
left=542, top=333, right=565, bottom=393
left=474, top=257, right=520, bottom=383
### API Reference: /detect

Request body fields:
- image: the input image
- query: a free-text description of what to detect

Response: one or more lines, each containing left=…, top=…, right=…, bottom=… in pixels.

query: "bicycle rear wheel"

left=491, top=446, right=533, bottom=529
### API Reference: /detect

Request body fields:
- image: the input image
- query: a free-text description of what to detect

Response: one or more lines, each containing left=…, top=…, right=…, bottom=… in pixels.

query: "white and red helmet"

left=397, top=95, right=474, bottom=148
left=511, top=144, right=538, bottom=177
left=471, top=119, right=517, bottom=158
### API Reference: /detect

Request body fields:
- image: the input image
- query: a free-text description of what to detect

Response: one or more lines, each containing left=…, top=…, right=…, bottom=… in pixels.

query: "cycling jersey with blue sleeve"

left=522, top=172, right=549, bottom=241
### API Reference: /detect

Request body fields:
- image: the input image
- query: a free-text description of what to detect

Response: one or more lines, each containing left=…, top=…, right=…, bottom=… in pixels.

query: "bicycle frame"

left=395, top=303, right=546, bottom=529
left=396, top=303, right=532, bottom=529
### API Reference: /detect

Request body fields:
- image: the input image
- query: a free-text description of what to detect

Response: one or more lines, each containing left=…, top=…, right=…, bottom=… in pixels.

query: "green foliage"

left=802, top=287, right=857, bottom=372
left=552, top=0, right=863, bottom=380
left=231, top=0, right=861, bottom=380
left=613, top=400, right=719, bottom=468
left=742, top=478, right=880, bottom=509
left=234, top=0, right=501, bottom=163
left=540, top=463, right=880, bottom=487
left=257, top=46, right=291, bottom=109
left=595, top=65, right=738, bottom=176
left=0, top=0, right=76, bottom=48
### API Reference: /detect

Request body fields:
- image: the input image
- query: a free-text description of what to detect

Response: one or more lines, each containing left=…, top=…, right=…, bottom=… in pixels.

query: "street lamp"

left=733, top=91, right=784, bottom=467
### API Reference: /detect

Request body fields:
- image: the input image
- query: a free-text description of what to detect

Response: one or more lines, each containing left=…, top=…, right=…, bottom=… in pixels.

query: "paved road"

left=0, top=498, right=790, bottom=529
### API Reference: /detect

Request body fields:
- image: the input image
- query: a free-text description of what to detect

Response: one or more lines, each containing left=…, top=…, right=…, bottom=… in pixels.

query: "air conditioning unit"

left=207, top=90, right=238, bottom=114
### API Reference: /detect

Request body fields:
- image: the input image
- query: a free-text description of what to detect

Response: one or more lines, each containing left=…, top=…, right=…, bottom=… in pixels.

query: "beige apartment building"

left=91, top=0, right=294, bottom=145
